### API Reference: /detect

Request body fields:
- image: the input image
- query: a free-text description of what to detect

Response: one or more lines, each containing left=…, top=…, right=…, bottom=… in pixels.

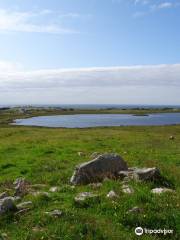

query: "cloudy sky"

left=0, top=0, right=180, bottom=105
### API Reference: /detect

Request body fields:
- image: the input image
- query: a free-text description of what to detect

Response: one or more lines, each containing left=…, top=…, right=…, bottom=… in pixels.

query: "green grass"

left=0, top=118, right=180, bottom=239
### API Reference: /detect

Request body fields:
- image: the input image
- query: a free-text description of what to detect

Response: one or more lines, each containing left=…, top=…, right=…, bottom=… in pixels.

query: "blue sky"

left=0, top=0, right=180, bottom=105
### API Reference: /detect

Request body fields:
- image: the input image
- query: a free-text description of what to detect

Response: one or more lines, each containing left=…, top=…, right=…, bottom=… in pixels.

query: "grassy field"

left=0, top=110, right=180, bottom=239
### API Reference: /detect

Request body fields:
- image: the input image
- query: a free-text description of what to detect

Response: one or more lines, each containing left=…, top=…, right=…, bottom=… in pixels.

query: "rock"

left=11, top=196, right=21, bottom=202
left=0, top=233, right=8, bottom=240
left=15, top=208, right=30, bottom=216
left=32, top=191, right=50, bottom=198
left=0, top=197, right=17, bottom=214
left=74, top=192, right=100, bottom=207
left=0, top=192, right=8, bottom=200
left=119, top=167, right=164, bottom=183
left=70, top=153, right=128, bottom=185
left=169, top=135, right=175, bottom=140
left=89, top=182, right=102, bottom=189
left=151, top=188, right=174, bottom=194
left=32, top=227, right=45, bottom=232
left=133, top=168, right=162, bottom=181
left=122, top=185, right=134, bottom=194
left=13, top=178, right=29, bottom=196
left=49, top=186, right=59, bottom=192
left=127, top=206, right=143, bottom=214
left=45, top=209, right=63, bottom=217
left=17, top=201, right=33, bottom=210
left=78, top=152, right=85, bottom=157
left=90, top=152, right=100, bottom=159
left=106, top=190, right=118, bottom=199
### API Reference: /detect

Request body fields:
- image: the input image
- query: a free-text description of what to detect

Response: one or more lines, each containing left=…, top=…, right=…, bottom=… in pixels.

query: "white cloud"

left=151, top=2, right=174, bottom=10
left=0, top=9, right=78, bottom=34
left=133, top=0, right=179, bottom=17
left=1, top=63, right=180, bottom=90
left=0, top=61, right=180, bottom=104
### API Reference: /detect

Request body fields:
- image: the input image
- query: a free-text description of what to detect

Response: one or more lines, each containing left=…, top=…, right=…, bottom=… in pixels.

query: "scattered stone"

left=151, top=188, right=174, bottom=194
left=0, top=192, right=8, bottom=200
left=17, top=201, right=33, bottom=210
left=0, top=232, right=8, bottom=240
left=122, top=185, right=134, bottom=194
left=74, top=192, right=100, bottom=207
left=32, top=227, right=45, bottom=232
left=49, top=186, right=59, bottom=192
left=9, top=196, right=21, bottom=204
left=45, top=209, right=63, bottom=217
left=103, top=177, right=110, bottom=182
left=13, top=178, right=29, bottom=196
left=70, top=153, right=128, bottom=185
left=169, top=135, right=175, bottom=140
left=15, top=208, right=30, bottom=216
left=0, top=197, right=17, bottom=214
left=32, top=191, right=50, bottom=198
left=106, top=190, right=119, bottom=199
left=89, top=182, right=102, bottom=189
left=127, top=206, right=144, bottom=214
left=78, top=152, right=85, bottom=157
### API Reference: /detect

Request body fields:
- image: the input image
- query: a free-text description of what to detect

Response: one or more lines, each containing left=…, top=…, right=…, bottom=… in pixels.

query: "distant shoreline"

left=1, top=106, right=180, bottom=127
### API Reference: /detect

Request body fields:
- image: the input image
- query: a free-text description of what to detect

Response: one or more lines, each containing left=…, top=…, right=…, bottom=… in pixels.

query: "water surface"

left=12, top=113, right=180, bottom=128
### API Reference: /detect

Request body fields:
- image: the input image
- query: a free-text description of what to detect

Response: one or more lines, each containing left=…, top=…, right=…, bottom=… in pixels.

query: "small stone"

left=32, top=191, right=50, bottom=198
left=45, top=209, right=63, bottom=217
left=11, top=196, right=21, bottom=202
left=127, top=206, right=143, bottom=214
left=78, top=152, right=85, bottom=157
left=13, top=178, right=29, bottom=196
left=49, top=186, right=59, bottom=192
left=106, top=190, right=118, bottom=199
left=15, top=208, right=30, bottom=216
left=103, top=177, right=110, bottom=182
left=151, top=188, right=174, bottom=194
left=74, top=192, right=100, bottom=207
left=0, top=192, right=8, bottom=199
left=89, top=183, right=102, bottom=189
left=32, top=227, right=45, bottom=232
left=1, top=233, right=8, bottom=240
left=0, top=197, right=17, bottom=214
left=17, top=201, right=33, bottom=210
left=122, top=185, right=134, bottom=194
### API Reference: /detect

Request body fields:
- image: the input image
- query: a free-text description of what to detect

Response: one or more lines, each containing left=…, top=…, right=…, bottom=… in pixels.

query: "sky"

left=0, top=0, right=180, bottom=105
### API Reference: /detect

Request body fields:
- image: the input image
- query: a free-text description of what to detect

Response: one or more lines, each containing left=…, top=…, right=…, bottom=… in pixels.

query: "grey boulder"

left=70, top=153, right=128, bottom=185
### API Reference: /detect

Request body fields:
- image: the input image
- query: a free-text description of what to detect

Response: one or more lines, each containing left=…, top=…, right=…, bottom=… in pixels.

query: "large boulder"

left=70, top=153, right=128, bottom=185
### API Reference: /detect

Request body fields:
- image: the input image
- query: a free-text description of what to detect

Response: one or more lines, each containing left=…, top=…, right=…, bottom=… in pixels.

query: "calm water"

left=12, top=113, right=180, bottom=128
